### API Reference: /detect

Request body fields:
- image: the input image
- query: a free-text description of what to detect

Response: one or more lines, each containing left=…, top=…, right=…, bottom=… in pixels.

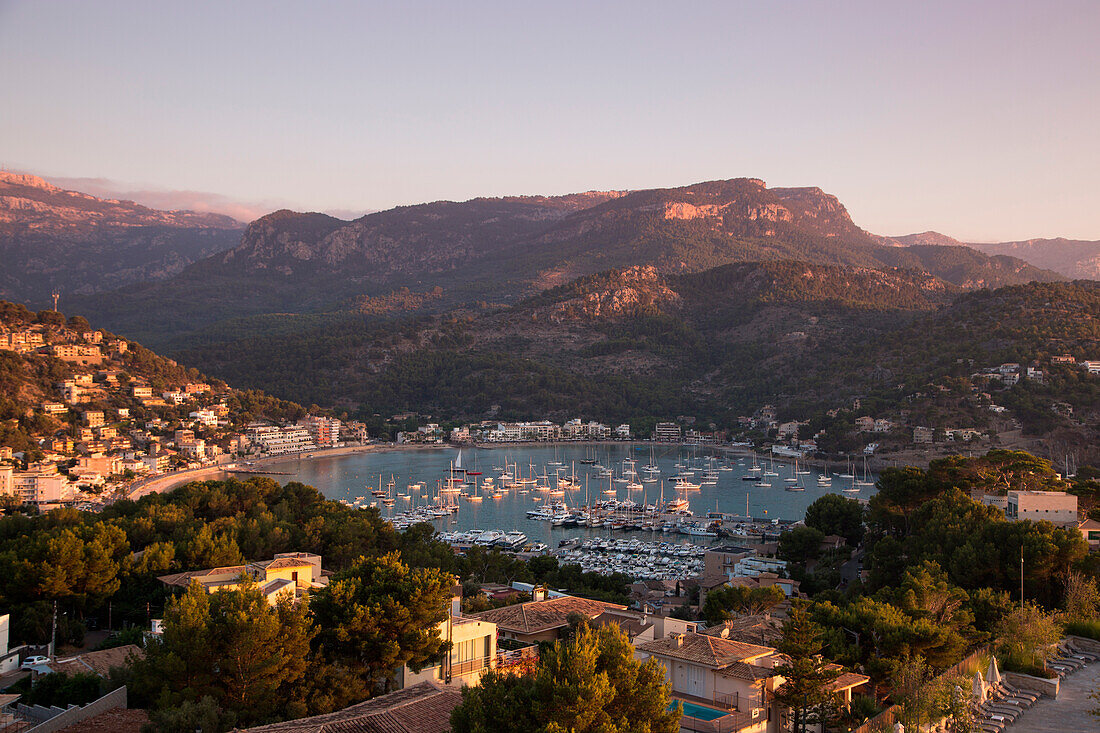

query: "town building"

left=247, top=425, right=316, bottom=455
left=49, top=344, right=103, bottom=365
left=913, top=426, right=933, bottom=444
left=469, top=588, right=625, bottom=644
left=636, top=630, right=869, bottom=733
left=0, top=466, right=68, bottom=504
left=1006, top=490, right=1078, bottom=527
left=0, top=614, right=18, bottom=675
left=189, top=409, right=219, bottom=427
left=654, top=422, right=682, bottom=442
left=400, top=586, right=498, bottom=689
left=158, top=552, right=328, bottom=605
left=298, top=415, right=342, bottom=447
left=1079, top=518, right=1100, bottom=551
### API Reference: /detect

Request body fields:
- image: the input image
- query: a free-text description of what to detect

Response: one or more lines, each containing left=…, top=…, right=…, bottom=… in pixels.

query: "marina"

left=252, top=444, right=877, bottom=557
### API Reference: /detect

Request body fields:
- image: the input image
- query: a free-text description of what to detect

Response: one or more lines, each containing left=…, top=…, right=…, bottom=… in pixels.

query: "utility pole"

left=50, top=600, right=57, bottom=658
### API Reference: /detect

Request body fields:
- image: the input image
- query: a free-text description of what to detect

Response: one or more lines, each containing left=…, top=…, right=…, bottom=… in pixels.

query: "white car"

left=20, top=656, right=49, bottom=669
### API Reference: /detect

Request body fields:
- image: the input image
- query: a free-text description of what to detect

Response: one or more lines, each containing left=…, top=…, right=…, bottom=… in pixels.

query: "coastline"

left=126, top=442, right=451, bottom=499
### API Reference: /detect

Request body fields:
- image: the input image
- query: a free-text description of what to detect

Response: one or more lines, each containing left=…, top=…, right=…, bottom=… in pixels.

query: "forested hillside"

left=167, top=266, right=1100, bottom=458
left=71, top=178, right=1060, bottom=348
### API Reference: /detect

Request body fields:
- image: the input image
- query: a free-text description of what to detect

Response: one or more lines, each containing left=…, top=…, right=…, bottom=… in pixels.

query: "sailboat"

left=855, top=455, right=875, bottom=486
left=466, top=451, right=482, bottom=476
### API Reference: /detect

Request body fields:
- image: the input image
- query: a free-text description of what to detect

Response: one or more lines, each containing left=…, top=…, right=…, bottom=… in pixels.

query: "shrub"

left=1064, top=619, right=1100, bottom=642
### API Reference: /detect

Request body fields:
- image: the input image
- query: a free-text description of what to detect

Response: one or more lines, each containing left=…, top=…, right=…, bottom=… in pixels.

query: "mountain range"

left=0, top=172, right=243, bottom=302
left=53, top=175, right=1067, bottom=345
left=884, top=231, right=1100, bottom=279
left=2, top=170, right=1097, bottom=456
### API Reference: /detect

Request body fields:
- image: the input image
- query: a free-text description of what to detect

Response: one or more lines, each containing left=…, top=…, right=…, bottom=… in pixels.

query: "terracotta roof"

left=158, top=565, right=251, bottom=587
left=826, top=667, right=870, bottom=692
left=718, top=661, right=775, bottom=681
left=588, top=610, right=653, bottom=639
left=470, top=595, right=624, bottom=635
left=48, top=645, right=144, bottom=677
left=255, top=557, right=314, bottom=571
left=237, top=681, right=461, bottom=733
left=702, top=615, right=784, bottom=646
left=637, top=633, right=775, bottom=668
left=56, top=707, right=150, bottom=733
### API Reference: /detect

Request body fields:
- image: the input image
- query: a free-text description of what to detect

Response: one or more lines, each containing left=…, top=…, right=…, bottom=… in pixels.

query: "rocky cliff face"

left=0, top=172, right=243, bottom=302
left=527, top=265, right=681, bottom=322
left=0, top=172, right=239, bottom=230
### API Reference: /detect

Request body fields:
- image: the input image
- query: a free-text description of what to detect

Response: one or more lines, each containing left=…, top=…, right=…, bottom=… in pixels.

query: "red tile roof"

left=470, top=595, right=624, bottom=635
left=636, top=633, right=774, bottom=668
left=237, top=681, right=461, bottom=733
left=47, top=645, right=144, bottom=677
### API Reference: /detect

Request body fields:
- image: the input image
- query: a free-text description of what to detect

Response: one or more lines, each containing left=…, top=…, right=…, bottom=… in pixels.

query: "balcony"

left=496, top=644, right=539, bottom=670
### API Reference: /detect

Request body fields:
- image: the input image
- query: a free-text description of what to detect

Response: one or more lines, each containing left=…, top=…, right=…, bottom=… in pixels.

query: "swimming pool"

left=673, top=700, right=728, bottom=721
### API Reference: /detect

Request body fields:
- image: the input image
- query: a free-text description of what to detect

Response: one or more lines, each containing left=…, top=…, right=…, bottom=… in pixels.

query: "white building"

left=248, top=425, right=317, bottom=456
left=0, top=467, right=67, bottom=504
left=654, top=422, right=681, bottom=442
left=189, top=409, right=219, bottom=428
left=1006, top=490, right=1078, bottom=527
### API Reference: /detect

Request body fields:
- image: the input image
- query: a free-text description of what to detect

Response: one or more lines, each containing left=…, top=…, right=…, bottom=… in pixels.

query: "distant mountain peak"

left=883, top=231, right=965, bottom=247
left=0, top=171, right=62, bottom=192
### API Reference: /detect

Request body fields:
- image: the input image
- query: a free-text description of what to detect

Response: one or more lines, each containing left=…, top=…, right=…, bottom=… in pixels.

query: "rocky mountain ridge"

left=0, top=171, right=244, bottom=303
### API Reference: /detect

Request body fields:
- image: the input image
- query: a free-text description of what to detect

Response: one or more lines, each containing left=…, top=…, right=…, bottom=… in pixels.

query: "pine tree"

left=771, top=607, right=842, bottom=733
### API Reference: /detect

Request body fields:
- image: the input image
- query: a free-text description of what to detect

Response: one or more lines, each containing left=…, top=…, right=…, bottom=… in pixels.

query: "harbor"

left=251, top=443, right=875, bottom=553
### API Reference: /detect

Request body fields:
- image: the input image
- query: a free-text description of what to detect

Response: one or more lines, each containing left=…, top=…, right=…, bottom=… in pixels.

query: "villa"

left=158, top=552, right=328, bottom=605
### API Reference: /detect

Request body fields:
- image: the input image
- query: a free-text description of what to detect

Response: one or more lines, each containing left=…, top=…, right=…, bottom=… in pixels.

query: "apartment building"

left=247, top=425, right=317, bottom=456
left=654, top=422, right=682, bottom=442
left=0, top=466, right=68, bottom=504
left=299, top=415, right=342, bottom=447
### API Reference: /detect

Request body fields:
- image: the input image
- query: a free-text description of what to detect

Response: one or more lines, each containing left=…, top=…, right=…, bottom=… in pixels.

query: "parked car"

left=20, top=655, right=49, bottom=669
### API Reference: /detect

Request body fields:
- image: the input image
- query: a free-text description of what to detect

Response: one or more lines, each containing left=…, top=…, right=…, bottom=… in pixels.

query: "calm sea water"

left=255, top=444, right=876, bottom=547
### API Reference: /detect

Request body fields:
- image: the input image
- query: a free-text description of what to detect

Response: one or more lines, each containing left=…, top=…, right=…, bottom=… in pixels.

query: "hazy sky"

left=1, top=0, right=1097, bottom=239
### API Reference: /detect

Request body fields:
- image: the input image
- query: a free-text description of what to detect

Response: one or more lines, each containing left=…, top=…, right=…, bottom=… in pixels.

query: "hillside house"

left=469, top=588, right=625, bottom=644
left=636, top=631, right=869, bottom=733
left=158, top=552, right=329, bottom=605
left=1079, top=519, right=1100, bottom=551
